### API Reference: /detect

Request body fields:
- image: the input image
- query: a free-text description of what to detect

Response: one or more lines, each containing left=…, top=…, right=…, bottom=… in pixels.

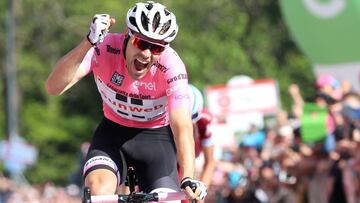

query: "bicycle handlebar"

left=83, top=187, right=188, bottom=203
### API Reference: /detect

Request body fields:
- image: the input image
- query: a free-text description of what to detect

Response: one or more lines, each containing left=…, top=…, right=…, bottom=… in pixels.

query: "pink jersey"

left=80, top=33, right=190, bottom=128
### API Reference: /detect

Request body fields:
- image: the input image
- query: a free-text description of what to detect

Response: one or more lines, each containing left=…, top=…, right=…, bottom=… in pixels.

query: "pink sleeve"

left=162, top=50, right=191, bottom=111
left=167, top=82, right=191, bottom=110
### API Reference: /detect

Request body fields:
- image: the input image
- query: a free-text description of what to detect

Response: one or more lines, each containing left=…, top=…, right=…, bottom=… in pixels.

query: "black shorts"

left=83, top=117, right=180, bottom=192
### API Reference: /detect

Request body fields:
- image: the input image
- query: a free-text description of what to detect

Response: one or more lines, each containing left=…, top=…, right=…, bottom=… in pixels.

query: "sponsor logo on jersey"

left=155, top=62, right=169, bottom=73
left=111, top=72, right=124, bottom=86
left=167, top=73, right=188, bottom=84
left=96, top=76, right=167, bottom=122
left=100, top=89, right=166, bottom=121
left=106, top=45, right=121, bottom=55
left=133, top=81, right=156, bottom=91
left=166, top=84, right=187, bottom=96
left=106, top=83, right=128, bottom=95
left=107, top=82, right=152, bottom=99
left=175, top=94, right=190, bottom=100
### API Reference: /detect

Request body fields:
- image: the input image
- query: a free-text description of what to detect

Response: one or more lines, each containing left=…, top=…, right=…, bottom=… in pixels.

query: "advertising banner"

left=280, top=0, right=360, bottom=65
left=205, top=79, right=280, bottom=119
left=280, top=0, right=360, bottom=90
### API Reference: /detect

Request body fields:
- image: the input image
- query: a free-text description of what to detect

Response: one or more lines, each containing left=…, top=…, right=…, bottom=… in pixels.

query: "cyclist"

left=45, top=1, right=206, bottom=202
left=188, top=85, right=215, bottom=188
left=179, top=85, right=215, bottom=202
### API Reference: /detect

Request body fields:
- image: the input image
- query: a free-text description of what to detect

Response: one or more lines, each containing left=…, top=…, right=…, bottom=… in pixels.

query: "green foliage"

left=0, top=70, right=5, bottom=139
left=0, top=0, right=315, bottom=185
left=0, top=0, right=7, bottom=140
left=22, top=100, right=94, bottom=184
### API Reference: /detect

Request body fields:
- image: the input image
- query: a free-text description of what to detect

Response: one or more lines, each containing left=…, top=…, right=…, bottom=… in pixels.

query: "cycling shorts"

left=83, top=117, right=180, bottom=192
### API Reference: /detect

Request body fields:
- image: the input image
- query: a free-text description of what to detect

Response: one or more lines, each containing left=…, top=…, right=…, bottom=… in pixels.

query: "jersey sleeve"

left=161, top=48, right=191, bottom=111
left=198, top=109, right=215, bottom=147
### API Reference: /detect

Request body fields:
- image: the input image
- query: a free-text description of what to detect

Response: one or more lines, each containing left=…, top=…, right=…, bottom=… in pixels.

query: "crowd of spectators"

left=0, top=144, right=89, bottom=203
left=0, top=74, right=358, bottom=203
left=0, top=173, right=81, bottom=203
left=206, top=74, right=360, bottom=203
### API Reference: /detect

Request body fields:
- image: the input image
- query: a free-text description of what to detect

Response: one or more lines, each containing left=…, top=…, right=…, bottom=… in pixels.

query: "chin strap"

left=123, top=34, right=130, bottom=59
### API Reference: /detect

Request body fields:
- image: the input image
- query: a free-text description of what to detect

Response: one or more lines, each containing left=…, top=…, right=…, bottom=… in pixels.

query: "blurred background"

left=0, top=0, right=359, bottom=202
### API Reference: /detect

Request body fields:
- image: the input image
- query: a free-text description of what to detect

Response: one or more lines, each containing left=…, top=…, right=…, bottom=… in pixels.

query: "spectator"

left=180, top=84, right=216, bottom=203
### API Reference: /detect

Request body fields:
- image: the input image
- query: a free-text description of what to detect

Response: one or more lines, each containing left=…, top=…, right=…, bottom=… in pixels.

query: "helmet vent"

left=141, top=12, right=149, bottom=31
left=168, top=30, right=176, bottom=38
left=152, top=12, right=161, bottom=32
left=129, top=17, right=137, bottom=27
left=146, top=2, right=153, bottom=10
left=159, top=20, right=171, bottom=34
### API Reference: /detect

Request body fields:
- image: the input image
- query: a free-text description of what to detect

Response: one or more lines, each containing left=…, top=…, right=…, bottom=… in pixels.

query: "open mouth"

left=134, top=59, right=149, bottom=71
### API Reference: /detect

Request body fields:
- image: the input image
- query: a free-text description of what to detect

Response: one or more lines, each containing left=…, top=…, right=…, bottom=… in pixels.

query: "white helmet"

left=189, top=84, right=204, bottom=122
left=126, top=1, right=178, bottom=43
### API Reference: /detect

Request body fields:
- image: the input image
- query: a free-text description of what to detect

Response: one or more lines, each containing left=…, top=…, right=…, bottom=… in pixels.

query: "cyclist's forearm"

left=45, top=38, right=92, bottom=95
left=170, top=109, right=195, bottom=179
left=200, top=146, right=215, bottom=187
left=177, top=135, right=195, bottom=179
left=200, top=164, right=215, bottom=188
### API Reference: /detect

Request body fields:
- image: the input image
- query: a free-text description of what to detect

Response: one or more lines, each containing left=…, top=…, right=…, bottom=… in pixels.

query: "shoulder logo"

left=167, top=73, right=188, bottom=84
left=155, top=62, right=169, bottom=73
left=111, top=72, right=124, bottom=86
left=106, top=44, right=121, bottom=55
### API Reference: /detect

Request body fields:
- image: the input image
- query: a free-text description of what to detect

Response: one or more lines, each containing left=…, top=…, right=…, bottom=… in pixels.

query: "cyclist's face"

left=125, top=35, right=164, bottom=80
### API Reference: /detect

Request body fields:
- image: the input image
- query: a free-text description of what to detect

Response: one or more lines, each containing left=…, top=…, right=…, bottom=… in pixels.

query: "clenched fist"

left=86, top=14, right=116, bottom=45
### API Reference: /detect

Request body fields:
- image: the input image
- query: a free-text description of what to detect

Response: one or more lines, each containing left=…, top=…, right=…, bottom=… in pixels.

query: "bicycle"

left=82, top=167, right=192, bottom=203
